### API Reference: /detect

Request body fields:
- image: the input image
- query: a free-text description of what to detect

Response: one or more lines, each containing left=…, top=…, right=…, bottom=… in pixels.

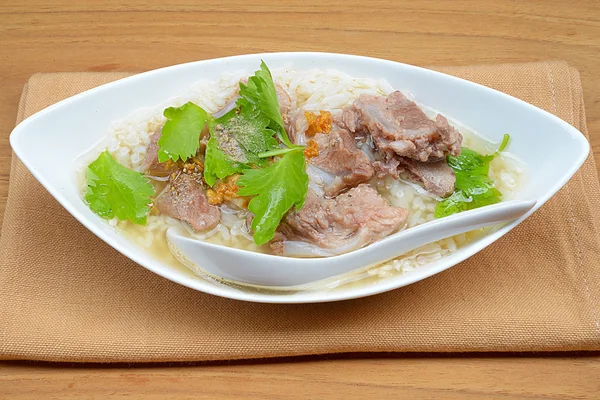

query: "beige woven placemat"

left=1, top=61, right=599, bottom=362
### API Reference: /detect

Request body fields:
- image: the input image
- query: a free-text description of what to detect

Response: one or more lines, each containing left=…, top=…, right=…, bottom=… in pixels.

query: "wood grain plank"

left=1, top=356, right=600, bottom=400
left=1, top=1, right=599, bottom=398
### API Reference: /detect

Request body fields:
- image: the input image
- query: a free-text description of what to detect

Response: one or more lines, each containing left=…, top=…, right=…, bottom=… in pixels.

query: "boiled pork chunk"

left=342, top=91, right=462, bottom=162
left=308, top=127, right=374, bottom=196
left=272, top=185, right=408, bottom=254
left=140, top=128, right=179, bottom=177
left=155, top=172, right=221, bottom=231
left=374, top=157, right=456, bottom=198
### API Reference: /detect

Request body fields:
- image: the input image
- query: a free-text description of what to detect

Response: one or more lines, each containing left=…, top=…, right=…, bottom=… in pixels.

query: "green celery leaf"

left=434, top=191, right=471, bottom=218
left=85, top=151, right=155, bottom=225
left=229, top=114, right=279, bottom=156
left=237, top=150, right=309, bottom=245
left=203, top=136, right=246, bottom=187
left=454, top=172, right=495, bottom=195
left=434, top=188, right=502, bottom=218
left=239, top=61, right=283, bottom=128
left=447, top=148, right=493, bottom=174
left=158, top=102, right=209, bottom=163
left=238, top=61, right=295, bottom=148
left=435, top=134, right=510, bottom=218
left=203, top=111, right=280, bottom=186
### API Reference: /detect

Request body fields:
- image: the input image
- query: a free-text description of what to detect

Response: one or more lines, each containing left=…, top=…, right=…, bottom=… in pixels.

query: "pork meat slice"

left=141, top=128, right=179, bottom=177
left=308, top=127, right=374, bottom=196
left=374, top=157, right=455, bottom=198
left=155, top=172, right=221, bottom=231
left=272, top=184, right=408, bottom=255
left=341, top=91, right=462, bottom=162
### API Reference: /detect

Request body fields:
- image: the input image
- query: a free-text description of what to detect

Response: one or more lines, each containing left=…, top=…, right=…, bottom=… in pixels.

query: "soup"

left=76, top=63, right=525, bottom=289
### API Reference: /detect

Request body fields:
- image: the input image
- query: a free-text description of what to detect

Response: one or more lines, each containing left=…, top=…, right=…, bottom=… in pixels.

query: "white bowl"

left=9, top=52, right=589, bottom=303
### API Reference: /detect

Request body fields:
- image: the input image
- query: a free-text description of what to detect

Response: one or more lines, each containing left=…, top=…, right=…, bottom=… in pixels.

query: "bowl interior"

left=9, top=52, right=589, bottom=303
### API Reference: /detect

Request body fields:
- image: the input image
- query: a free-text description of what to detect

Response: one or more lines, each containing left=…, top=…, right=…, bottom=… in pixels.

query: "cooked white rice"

left=77, top=67, right=525, bottom=290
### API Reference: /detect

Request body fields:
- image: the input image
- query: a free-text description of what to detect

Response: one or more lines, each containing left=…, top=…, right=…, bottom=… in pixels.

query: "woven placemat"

left=1, top=61, right=599, bottom=362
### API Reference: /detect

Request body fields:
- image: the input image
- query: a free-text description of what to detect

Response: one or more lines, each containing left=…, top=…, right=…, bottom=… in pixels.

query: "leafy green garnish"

left=85, top=151, right=155, bottom=225
left=236, top=117, right=276, bottom=154
left=158, top=102, right=209, bottom=163
left=203, top=136, right=246, bottom=187
left=256, top=147, right=300, bottom=158
left=237, top=149, right=309, bottom=245
left=203, top=61, right=309, bottom=245
left=204, top=60, right=300, bottom=188
left=434, top=134, right=510, bottom=218
left=238, top=60, right=295, bottom=148
left=203, top=111, right=279, bottom=186
left=434, top=186, right=503, bottom=218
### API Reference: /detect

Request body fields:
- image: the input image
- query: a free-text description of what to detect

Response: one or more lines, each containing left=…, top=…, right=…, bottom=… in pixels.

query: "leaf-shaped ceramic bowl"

left=9, top=53, right=589, bottom=303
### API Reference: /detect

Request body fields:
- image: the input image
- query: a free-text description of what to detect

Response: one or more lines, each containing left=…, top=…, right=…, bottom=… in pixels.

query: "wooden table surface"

left=1, top=1, right=599, bottom=398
